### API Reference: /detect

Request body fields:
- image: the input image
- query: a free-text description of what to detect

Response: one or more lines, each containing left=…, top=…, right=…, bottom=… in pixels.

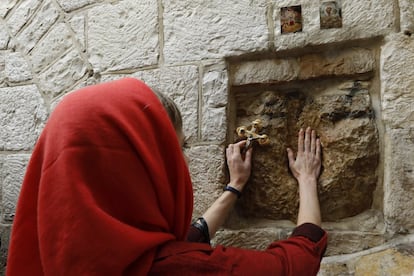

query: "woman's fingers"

left=316, top=138, right=321, bottom=160
left=304, top=127, right=311, bottom=153
left=311, top=129, right=316, bottom=154
left=287, top=148, right=295, bottom=167
left=298, top=128, right=304, bottom=154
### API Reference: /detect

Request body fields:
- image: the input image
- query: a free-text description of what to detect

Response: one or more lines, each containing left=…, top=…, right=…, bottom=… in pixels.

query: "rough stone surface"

left=384, top=128, right=414, bottom=234
left=0, top=85, right=48, bottom=150
left=163, top=0, right=268, bottom=63
left=231, top=48, right=374, bottom=86
left=15, top=0, right=59, bottom=54
left=29, top=22, right=74, bottom=73
left=68, top=14, right=86, bottom=51
left=326, top=232, right=385, bottom=256
left=381, top=34, right=414, bottom=129
left=322, top=209, right=385, bottom=233
left=5, top=51, right=32, bottom=82
left=55, top=0, right=101, bottom=12
left=0, top=224, right=11, bottom=276
left=232, top=58, right=299, bottom=86
left=381, top=34, right=414, bottom=234
left=0, top=52, right=6, bottom=86
left=5, top=0, right=41, bottom=35
left=187, top=144, right=226, bottom=218
left=0, top=0, right=17, bottom=18
left=1, top=155, right=30, bottom=222
left=354, top=244, right=414, bottom=275
left=38, top=48, right=88, bottom=97
left=299, top=48, right=375, bottom=79
left=87, top=0, right=159, bottom=72
left=400, top=0, right=414, bottom=36
left=233, top=85, right=379, bottom=222
left=213, top=227, right=286, bottom=250
left=202, top=63, right=228, bottom=142
left=0, top=22, right=10, bottom=50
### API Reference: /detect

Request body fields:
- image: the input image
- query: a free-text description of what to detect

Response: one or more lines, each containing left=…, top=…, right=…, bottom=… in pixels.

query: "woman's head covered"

left=7, top=78, right=193, bottom=275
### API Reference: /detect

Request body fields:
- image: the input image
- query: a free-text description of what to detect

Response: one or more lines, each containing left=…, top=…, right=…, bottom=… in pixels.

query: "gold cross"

left=236, top=119, right=270, bottom=151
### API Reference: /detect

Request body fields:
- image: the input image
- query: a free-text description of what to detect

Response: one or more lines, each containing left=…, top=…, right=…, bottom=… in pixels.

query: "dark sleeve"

left=186, top=225, right=210, bottom=244
left=291, top=223, right=325, bottom=243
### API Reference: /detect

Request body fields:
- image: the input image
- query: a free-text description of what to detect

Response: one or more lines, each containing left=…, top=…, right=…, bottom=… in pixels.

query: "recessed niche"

left=228, top=45, right=380, bottom=223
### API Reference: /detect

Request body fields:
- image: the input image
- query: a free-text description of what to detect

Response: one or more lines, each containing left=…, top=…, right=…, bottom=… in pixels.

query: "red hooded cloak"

left=7, top=78, right=193, bottom=275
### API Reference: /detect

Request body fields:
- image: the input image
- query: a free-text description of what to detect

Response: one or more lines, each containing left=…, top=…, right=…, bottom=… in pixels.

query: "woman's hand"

left=287, top=127, right=321, bottom=183
left=287, top=127, right=322, bottom=226
left=226, top=140, right=252, bottom=191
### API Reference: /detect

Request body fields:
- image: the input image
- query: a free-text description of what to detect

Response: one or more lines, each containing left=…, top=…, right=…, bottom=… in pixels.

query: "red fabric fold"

left=7, top=78, right=193, bottom=275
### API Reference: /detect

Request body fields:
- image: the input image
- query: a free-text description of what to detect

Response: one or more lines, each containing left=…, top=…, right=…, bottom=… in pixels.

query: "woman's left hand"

left=226, top=140, right=252, bottom=191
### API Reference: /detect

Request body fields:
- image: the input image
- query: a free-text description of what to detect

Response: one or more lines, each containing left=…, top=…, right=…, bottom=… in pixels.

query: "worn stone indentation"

left=234, top=84, right=379, bottom=222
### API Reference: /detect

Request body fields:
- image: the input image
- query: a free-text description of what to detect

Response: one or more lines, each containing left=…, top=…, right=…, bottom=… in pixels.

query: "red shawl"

left=7, top=78, right=193, bottom=275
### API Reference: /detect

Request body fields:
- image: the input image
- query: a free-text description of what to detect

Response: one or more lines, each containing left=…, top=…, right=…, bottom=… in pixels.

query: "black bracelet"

left=223, top=185, right=242, bottom=198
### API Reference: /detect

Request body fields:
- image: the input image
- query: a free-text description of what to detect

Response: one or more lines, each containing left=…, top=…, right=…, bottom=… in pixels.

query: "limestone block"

left=232, top=48, right=374, bottom=86
left=1, top=154, right=30, bottom=222
left=354, top=245, right=414, bottom=275
left=202, top=63, right=228, bottom=142
left=400, top=0, right=414, bottom=35
left=299, top=48, right=375, bottom=79
left=130, top=66, right=198, bottom=143
left=0, top=0, right=17, bottom=18
left=234, top=86, right=379, bottom=222
left=5, top=51, right=32, bottom=82
left=29, top=22, right=73, bottom=73
left=87, top=0, right=158, bottom=72
left=15, top=0, right=59, bottom=54
left=381, top=34, right=414, bottom=129
left=323, top=209, right=385, bottom=233
left=55, top=0, right=101, bottom=12
left=5, top=0, right=41, bottom=35
left=0, top=224, right=11, bottom=276
left=69, top=14, right=86, bottom=51
left=384, top=128, right=414, bottom=234
left=187, top=144, right=226, bottom=218
left=163, top=0, right=268, bottom=63
left=38, top=48, right=88, bottom=97
left=0, top=52, right=5, bottom=85
left=213, top=227, right=285, bottom=250
left=273, top=1, right=395, bottom=51
left=319, top=262, right=352, bottom=276
left=326, top=232, right=385, bottom=256
left=0, top=22, right=10, bottom=50
left=0, top=85, right=47, bottom=150
left=231, top=58, right=300, bottom=86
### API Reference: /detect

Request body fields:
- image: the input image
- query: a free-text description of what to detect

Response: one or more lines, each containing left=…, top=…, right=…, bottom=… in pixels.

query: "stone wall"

left=0, top=0, right=413, bottom=274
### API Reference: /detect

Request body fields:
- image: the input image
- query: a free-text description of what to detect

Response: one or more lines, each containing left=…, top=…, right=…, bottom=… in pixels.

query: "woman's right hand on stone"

left=226, top=140, right=253, bottom=191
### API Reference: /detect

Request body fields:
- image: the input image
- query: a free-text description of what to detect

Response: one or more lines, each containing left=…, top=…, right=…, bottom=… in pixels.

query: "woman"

left=7, top=78, right=326, bottom=275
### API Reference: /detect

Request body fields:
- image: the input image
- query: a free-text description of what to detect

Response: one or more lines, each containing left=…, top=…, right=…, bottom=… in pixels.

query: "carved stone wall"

left=234, top=85, right=379, bottom=222
left=217, top=44, right=385, bottom=260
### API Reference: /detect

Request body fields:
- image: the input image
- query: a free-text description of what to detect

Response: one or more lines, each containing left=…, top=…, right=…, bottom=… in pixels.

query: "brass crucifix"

left=236, top=119, right=270, bottom=152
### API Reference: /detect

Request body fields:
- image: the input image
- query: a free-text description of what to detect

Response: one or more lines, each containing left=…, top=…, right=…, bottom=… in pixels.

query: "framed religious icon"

left=320, top=1, right=343, bottom=29
left=281, top=5, right=302, bottom=34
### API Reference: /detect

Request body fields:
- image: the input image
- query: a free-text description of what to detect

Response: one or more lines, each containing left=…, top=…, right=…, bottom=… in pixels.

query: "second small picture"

left=320, top=1, right=343, bottom=29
